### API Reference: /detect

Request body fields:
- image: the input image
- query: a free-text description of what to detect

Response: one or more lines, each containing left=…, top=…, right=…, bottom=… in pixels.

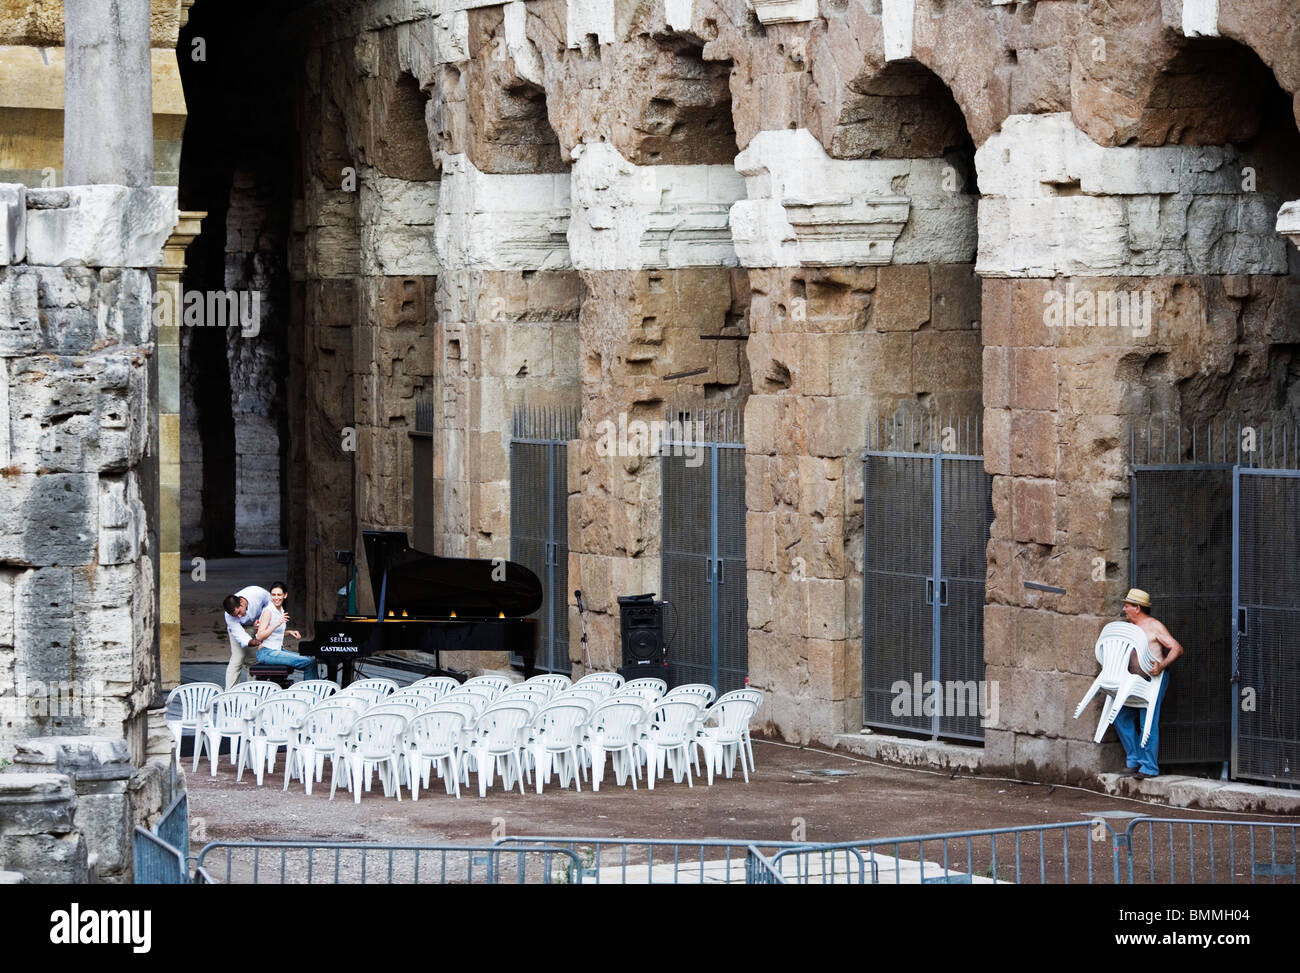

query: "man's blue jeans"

left=256, top=647, right=317, bottom=680
left=1112, top=675, right=1168, bottom=776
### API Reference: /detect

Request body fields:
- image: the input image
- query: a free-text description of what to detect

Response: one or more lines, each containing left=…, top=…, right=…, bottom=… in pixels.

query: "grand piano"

left=299, top=530, right=544, bottom=684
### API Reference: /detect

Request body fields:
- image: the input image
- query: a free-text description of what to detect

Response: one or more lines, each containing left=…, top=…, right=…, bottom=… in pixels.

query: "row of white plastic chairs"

left=167, top=672, right=763, bottom=802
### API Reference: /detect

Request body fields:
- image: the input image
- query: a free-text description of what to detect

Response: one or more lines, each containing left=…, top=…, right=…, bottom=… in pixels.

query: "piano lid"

left=361, top=529, right=544, bottom=619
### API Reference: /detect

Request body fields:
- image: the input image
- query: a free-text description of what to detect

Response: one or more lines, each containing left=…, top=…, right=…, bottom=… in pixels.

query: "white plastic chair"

left=391, top=685, right=442, bottom=707
left=404, top=710, right=467, bottom=799
left=553, top=687, right=605, bottom=708
left=294, top=679, right=341, bottom=703
left=462, top=675, right=513, bottom=699
left=530, top=703, right=591, bottom=793
left=526, top=673, right=572, bottom=694
left=694, top=697, right=759, bottom=784
left=500, top=685, right=553, bottom=708
left=367, top=701, right=421, bottom=723
left=344, top=678, right=398, bottom=698
left=165, top=682, right=222, bottom=772
left=575, top=672, right=624, bottom=693
left=199, top=690, right=261, bottom=775
left=332, top=712, right=409, bottom=803
left=442, top=690, right=492, bottom=719
left=639, top=700, right=700, bottom=789
left=292, top=704, right=360, bottom=795
left=619, top=680, right=666, bottom=705
left=663, top=684, right=717, bottom=707
left=623, top=677, right=667, bottom=697
left=586, top=699, right=646, bottom=791
left=240, top=681, right=283, bottom=702
left=411, top=676, right=460, bottom=698
left=238, top=697, right=310, bottom=787
left=717, top=688, right=763, bottom=769
left=469, top=704, right=533, bottom=796
left=1073, top=621, right=1163, bottom=746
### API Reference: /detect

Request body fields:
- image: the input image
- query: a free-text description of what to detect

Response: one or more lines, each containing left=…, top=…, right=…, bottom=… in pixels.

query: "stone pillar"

left=566, top=143, right=751, bottom=674
left=158, top=212, right=205, bottom=690
left=2, top=182, right=177, bottom=767
left=63, top=0, right=154, bottom=187
left=732, top=129, right=979, bottom=741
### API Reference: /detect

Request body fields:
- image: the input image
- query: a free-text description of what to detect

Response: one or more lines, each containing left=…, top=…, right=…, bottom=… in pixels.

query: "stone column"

left=732, top=129, right=979, bottom=741
left=566, top=143, right=751, bottom=673
left=63, top=0, right=154, bottom=188
left=158, top=212, right=205, bottom=690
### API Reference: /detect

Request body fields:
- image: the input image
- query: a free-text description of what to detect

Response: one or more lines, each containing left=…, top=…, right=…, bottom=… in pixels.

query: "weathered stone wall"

left=173, top=0, right=1300, bottom=786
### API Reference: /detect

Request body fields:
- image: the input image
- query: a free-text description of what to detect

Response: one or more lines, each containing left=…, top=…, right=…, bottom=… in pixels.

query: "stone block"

left=0, top=773, right=77, bottom=834
left=1011, top=347, right=1057, bottom=411
left=1010, top=410, right=1056, bottom=478
left=0, top=184, right=25, bottom=265
left=0, top=267, right=39, bottom=356
left=1011, top=477, right=1056, bottom=544
left=1013, top=733, right=1069, bottom=779
left=929, top=263, right=980, bottom=332
left=875, top=265, right=930, bottom=331
left=914, top=330, right=981, bottom=393
left=983, top=408, right=1011, bottom=475
left=11, top=737, right=132, bottom=783
left=0, top=832, right=87, bottom=884
left=0, top=475, right=97, bottom=566
left=983, top=347, right=1011, bottom=409
left=25, top=186, right=177, bottom=268
left=980, top=278, right=1012, bottom=347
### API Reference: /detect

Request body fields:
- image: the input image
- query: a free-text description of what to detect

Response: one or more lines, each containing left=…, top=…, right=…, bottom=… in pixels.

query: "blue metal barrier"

left=195, top=840, right=582, bottom=884
left=133, top=827, right=189, bottom=885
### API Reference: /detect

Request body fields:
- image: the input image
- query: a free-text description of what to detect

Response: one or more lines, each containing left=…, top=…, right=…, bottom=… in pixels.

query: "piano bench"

left=248, top=664, right=296, bottom=689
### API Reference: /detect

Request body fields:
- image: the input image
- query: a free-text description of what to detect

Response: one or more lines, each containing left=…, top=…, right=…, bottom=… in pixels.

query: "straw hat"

left=1123, top=588, right=1151, bottom=608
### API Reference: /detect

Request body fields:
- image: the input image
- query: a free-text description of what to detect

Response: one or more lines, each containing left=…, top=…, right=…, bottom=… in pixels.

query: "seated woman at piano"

left=254, top=583, right=317, bottom=680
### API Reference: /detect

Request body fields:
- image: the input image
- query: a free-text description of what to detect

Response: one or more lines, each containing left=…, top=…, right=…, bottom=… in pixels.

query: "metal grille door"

left=1234, top=469, right=1300, bottom=784
left=662, top=408, right=747, bottom=692
left=1131, top=466, right=1233, bottom=765
left=863, top=418, right=990, bottom=741
left=510, top=408, right=575, bottom=674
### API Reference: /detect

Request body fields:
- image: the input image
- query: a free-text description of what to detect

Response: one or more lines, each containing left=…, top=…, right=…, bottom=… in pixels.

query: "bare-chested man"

left=1114, top=588, right=1184, bottom=779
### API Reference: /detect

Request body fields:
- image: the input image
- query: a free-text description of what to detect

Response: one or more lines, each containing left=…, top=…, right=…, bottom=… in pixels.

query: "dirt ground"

left=185, top=735, right=1286, bottom=848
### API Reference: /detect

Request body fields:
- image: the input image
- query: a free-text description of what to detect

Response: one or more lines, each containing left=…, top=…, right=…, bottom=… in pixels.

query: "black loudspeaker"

left=619, top=593, right=665, bottom=670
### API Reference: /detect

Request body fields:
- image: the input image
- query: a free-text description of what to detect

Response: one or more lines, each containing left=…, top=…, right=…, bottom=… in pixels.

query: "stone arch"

left=460, top=5, right=565, bottom=174
left=1071, top=0, right=1300, bottom=148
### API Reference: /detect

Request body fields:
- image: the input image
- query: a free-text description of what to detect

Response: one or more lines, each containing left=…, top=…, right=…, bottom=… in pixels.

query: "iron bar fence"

left=512, top=404, right=579, bottom=443
left=1130, top=415, right=1300, bottom=470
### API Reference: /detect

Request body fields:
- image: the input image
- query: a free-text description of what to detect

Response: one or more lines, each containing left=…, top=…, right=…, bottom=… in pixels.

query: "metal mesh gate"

left=1130, top=419, right=1300, bottom=783
left=863, top=417, right=991, bottom=741
left=510, top=407, right=576, bottom=674
left=1235, top=467, right=1300, bottom=784
left=1130, top=424, right=1234, bottom=766
left=661, top=407, right=746, bottom=692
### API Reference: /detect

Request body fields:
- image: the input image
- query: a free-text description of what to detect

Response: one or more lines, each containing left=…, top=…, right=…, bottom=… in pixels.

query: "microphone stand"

left=574, top=589, right=593, bottom=671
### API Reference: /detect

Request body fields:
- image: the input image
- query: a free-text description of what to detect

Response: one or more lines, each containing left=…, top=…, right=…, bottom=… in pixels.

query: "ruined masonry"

left=3, top=0, right=1300, bottom=884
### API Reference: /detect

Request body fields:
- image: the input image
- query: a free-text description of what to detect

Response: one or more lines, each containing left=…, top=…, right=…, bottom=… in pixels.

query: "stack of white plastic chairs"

left=185, top=668, right=764, bottom=802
